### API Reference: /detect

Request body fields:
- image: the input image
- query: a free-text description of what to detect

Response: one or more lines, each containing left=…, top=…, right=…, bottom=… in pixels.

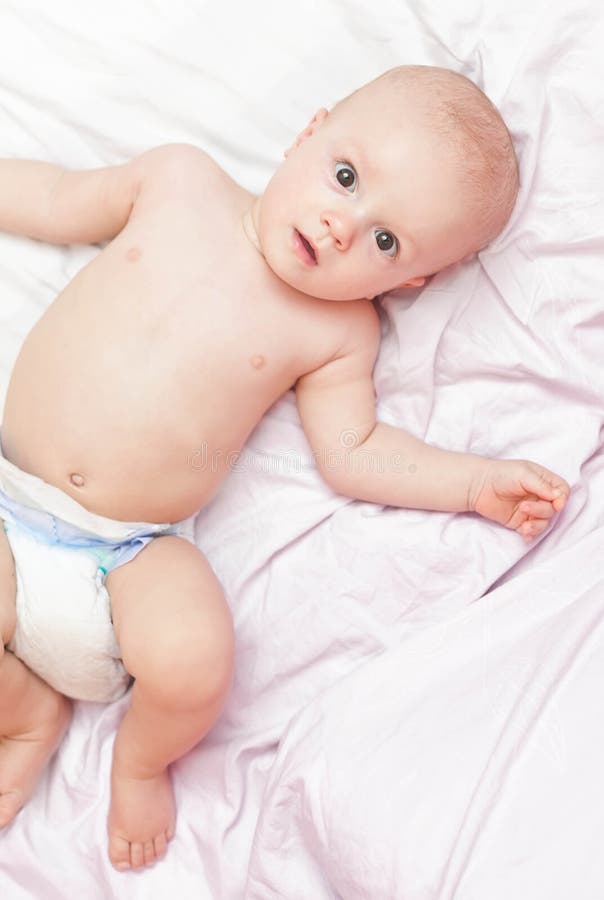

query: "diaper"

left=0, top=439, right=196, bottom=703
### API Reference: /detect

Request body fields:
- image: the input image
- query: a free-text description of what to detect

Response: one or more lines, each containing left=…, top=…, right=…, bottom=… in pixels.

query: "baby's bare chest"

left=7, top=196, right=339, bottom=448
left=98, top=218, right=317, bottom=403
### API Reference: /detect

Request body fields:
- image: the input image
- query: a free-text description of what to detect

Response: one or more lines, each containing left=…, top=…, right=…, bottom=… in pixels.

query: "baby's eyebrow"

left=343, top=139, right=367, bottom=174
left=346, top=142, right=389, bottom=201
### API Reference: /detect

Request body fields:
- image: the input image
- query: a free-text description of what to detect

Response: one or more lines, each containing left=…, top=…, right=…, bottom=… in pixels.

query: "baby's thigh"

left=106, top=535, right=234, bottom=708
left=0, top=520, right=16, bottom=645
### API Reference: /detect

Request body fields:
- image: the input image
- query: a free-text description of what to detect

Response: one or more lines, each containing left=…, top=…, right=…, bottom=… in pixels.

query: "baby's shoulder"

left=325, top=297, right=381, bottom=352
left=134, top=142, right=221, bottom=175
left=131, top=143, right=225, bottom=203
left=300, top=297, right=381, bottom=373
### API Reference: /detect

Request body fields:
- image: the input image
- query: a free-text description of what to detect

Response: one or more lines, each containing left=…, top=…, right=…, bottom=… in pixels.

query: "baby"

left=0, top=65, right=569, bottom=871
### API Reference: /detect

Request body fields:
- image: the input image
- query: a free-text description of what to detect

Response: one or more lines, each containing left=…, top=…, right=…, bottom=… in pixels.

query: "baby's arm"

left=0, top=157, right=138, bottom=244
left=296, top=302, right=569, bottom=539
left=0, top=144, right=202, bottom=245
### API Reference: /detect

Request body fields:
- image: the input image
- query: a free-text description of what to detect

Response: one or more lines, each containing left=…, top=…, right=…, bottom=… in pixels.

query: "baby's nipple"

left=69, top=473, right=85, bottom=487
left=126, top=246, right=142, bottom=263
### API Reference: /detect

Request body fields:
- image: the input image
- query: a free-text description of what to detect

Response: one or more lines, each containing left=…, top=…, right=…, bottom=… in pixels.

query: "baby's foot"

left=0, top=689, right=72, bottom=827
left=108, top=763, right=175, bottom=871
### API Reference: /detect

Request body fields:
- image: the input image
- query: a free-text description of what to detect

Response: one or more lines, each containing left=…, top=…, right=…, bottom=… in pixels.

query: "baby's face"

left=252, top=94, right=476, bottom=301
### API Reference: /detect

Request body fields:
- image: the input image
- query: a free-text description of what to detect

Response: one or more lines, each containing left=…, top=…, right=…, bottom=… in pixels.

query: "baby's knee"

left=138, top=614, right=234, bottom=712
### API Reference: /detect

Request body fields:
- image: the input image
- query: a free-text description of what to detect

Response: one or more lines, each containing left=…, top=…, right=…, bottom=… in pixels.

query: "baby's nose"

left=320, top=210, right=354, bottom=250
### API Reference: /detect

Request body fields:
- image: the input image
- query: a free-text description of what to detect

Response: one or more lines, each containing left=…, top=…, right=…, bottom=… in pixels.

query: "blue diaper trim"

left=0, top=487, right=177, bottom=581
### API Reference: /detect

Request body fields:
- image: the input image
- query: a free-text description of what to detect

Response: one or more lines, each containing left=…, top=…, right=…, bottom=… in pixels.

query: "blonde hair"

left=340, top=66, right=519, bottom=253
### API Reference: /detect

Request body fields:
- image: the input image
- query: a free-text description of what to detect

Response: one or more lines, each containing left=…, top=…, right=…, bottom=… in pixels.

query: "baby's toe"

left=129, top=841, right=145, bottom=869
left=153, top=831, right=168, bottom=860
left=0, top=790, right=24, bottom=828
left=109, top=834, right=131, bottom=871
left=143, top=839, right=157, bottom=867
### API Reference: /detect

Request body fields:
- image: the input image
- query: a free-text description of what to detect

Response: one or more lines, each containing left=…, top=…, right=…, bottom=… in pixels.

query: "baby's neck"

left=241, top=200, right=262, bottom=256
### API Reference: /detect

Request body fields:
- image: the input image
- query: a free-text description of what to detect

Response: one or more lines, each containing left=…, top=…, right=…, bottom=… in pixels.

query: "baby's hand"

left=470, top=459, right=570, bottom=541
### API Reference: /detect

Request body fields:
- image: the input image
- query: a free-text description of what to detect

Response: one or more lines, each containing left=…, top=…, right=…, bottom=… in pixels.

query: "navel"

left=69, top=473, right=85, bottom=487
left=250, top=354, right=266, bottom=370
left=126, top=246, right=142, bottom=263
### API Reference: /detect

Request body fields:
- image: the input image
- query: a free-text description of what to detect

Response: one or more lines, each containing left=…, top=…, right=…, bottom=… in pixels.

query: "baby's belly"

left=2, top=324, right=262, bottom=523
left=1, top=409, right=235, bottom=523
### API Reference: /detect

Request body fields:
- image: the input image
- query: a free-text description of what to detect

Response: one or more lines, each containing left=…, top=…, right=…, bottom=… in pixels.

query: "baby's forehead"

left=336, top=115, right=457, bottom=179
left=334, top=87, right=448, bottom=151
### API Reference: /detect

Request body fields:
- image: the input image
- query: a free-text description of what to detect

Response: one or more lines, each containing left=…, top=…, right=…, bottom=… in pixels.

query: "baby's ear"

left=284, top=108, right=328, bottom=157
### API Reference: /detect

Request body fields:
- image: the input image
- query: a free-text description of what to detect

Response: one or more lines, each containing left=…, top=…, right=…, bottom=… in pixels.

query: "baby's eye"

left=335, top=162, right=357, bottom=192
left=374, top=229, right=398, bottom=257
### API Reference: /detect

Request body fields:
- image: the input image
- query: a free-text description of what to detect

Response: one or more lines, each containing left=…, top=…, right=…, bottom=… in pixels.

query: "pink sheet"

left=0, top=0, right=602, bottom=897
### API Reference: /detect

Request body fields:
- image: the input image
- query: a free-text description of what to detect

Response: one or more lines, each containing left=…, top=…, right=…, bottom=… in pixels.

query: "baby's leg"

left=105, top=535, right=234, bottom=872
left=0, top=522, right=72, bottom=826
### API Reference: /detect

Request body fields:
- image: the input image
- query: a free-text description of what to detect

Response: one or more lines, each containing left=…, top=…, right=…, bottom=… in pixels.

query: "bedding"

left=0, top=0, right=603, bottom=897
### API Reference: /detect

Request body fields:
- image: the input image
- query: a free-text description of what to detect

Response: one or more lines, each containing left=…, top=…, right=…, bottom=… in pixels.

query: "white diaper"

left=0, top=441, right=196, bottom=702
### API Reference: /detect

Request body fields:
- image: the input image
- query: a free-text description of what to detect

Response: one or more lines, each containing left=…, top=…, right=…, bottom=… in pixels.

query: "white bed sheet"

left=0, top=1, right=603, bottom=898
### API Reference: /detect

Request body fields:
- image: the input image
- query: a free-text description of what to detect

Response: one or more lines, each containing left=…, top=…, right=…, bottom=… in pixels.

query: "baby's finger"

left=552, top=487, right=570, bottom=512
left=519, top=517, right=548, bottom=541
left=523, top=467, right=570, bottom=505
left=519, top=499, right=557, bottom=520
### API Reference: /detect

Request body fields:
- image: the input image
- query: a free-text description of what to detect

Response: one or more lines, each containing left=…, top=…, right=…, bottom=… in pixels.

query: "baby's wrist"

left=465, top=455, right=493, bottom=513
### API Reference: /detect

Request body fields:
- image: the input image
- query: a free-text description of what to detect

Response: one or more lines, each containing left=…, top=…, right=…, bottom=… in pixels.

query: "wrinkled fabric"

left=0, top=1, right=602, bottom=898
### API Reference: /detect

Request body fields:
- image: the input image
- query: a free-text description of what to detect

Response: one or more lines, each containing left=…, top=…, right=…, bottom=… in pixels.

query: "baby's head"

left=251, top=65, right=519, bottom=301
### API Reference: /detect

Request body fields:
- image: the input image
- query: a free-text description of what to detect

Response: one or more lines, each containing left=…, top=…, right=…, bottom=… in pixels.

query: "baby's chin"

left=298, top=283, right=386, bottom=303
left=272, top=267, right=375, bottom=302
left=288, top=281, right=369, bottom=303
left=260, top=245, right=382, bottom=302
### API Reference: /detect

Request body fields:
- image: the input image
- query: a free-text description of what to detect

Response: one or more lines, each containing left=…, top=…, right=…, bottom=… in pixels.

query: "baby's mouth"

left=293, top=229, right=318, bottom=266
